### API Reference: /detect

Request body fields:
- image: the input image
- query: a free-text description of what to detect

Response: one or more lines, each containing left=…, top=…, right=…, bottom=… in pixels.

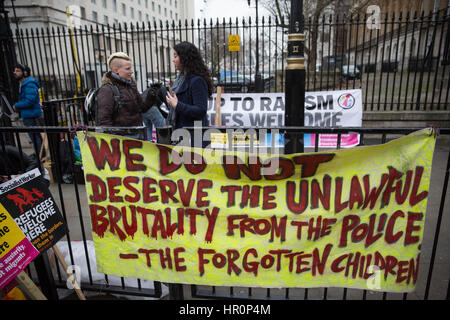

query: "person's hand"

left=166, top=91, right=178, bottom=109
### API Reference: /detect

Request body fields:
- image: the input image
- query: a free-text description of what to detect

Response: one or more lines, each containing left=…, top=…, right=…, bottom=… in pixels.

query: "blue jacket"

left=15, top=77, right=42, bottom=119
left=174, top=74, right=209, bottom=129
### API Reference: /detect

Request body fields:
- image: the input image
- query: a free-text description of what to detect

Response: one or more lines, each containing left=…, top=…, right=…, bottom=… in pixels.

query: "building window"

left=122, top=3, right=126, bottom=16
left=104, top=15, right=108, bottom=24
left=92, top=11, right=98, bottom=22
left=146, top=14, right=149, bottom=22
left=170, top=10, right=172, bottom=19
left=80, top=6, right=86, bottom=19
left=91, top=0, right=96, bottom=4
left=152, top=2, right=155, bottom=11
left=175, top=13, right=178, bottom=20
left=145, top=0, right=148, bottom=8
left=160, top=46, right=165, bottom=71
left=174, top=0, right=177, bottom=8
left=114, top=19, right=119, bottom=27
left=93, top=34, right=100, bottom=50
left=113, top=0, right=117, bottom=12
left=443, top=31, right=450, bottom=65
left=102, top=0, right=107, bottom=9
left=130, top=7, right=134, bottom=19
left=138, top=10, right=142, bottom=21
left=158, top=5, right=161, bottom=14
left=164, top=8, right=167, bottom=16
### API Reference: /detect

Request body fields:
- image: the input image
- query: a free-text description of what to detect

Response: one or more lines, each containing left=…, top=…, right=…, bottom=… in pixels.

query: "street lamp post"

left=284, top=0, right=305, bottom=153
left=0, top=0, right=17, bottom=101
left=247, top=0, right=264, bottom=92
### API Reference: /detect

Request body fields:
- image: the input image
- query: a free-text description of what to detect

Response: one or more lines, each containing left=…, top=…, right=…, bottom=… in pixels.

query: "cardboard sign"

left=0, top=168, right=68, bottom=253
left=207, top=90, right=363, bottom=148
left=0, top=203, right=39, bottom=290
left=78, top=128, right=435, bottom=292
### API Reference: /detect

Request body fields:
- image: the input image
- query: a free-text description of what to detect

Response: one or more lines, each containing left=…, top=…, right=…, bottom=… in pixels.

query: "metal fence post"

left=0, top=0, right=19, bottom=147
left=284, top=0, right=305, bottom=154
left=156, top=126, right=173, bottom=145
left=168, top=283, right=184, bottom=300
left=0, top=0, right=18, bottom=103
left=42, top=101, right=61, bottom=182
left=33, top=254, right=59, bottom=300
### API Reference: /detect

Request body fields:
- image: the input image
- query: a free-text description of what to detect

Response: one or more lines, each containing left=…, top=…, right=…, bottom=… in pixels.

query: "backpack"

left=84, top=84, right=122, bottom=125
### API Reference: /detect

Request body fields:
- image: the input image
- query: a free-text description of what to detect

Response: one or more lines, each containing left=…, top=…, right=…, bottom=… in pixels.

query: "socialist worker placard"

left=0, top=168, right=68, bottom=253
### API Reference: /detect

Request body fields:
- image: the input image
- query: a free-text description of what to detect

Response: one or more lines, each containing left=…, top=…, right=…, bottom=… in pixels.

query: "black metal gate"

left=1, top=121, right=449, bottom=300
left=9, top=10, right=450, bottom=112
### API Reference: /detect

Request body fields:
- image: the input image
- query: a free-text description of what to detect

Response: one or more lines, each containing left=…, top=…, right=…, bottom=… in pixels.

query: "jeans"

left=142, top=106, right=166, bottom=141
left=23, top=117, right=43, bottom=157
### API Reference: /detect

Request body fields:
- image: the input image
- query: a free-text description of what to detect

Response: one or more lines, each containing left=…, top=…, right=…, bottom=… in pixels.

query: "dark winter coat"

left=173, top=74, right=209, bottom=129
left=14, top=77, right=42, bottom=119
left=97, top=72, right=145, bottom=127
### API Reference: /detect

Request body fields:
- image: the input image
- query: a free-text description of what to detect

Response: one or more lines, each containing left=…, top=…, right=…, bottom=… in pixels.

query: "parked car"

left=258, top=72, right=275, bottom=91
left=215, top=73, right=275, bottom=93
left=341, top=65, right=361, bottom=80
left=160, top=77, right=173, bottom=87
left=147, top=78, right=162, bottom=87
left=216, top=75, right=252, bottom=93
left=147, top=77, right=173, bottom=88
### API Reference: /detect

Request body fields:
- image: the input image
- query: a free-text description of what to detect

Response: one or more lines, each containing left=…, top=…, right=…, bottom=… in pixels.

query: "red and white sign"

left=207, top=89, right=363, bottom=148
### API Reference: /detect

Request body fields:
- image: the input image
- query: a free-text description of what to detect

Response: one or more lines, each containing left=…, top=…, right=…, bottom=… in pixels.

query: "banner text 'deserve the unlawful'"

left=79, top=129, right=436, bottom=292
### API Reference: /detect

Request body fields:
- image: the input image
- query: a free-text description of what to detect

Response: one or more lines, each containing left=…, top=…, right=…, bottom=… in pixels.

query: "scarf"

left=111, top=72, right=132, bottom=85
left=166, top=72, right=186, bottom=127
left=171, top=72, right=185, bottom=93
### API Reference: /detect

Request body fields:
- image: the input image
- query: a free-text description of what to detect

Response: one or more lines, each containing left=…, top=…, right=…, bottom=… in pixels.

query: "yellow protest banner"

left=78, top=128, right=436, bottom=292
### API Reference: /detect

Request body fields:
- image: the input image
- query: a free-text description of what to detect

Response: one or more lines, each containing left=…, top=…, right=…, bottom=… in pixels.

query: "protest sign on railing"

left=0, top=202, right=39, bottom=290
left=0, top=168, right=68, bottom=253
left=79, top=128, right=435, bottom=292
left=207, top=90, right=363, bottom=148
left=0, top=168, right=68, bottom=292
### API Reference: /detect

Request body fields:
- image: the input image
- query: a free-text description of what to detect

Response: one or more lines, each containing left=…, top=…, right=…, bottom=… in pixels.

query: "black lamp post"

left=247, top=0, right=264, bottom=92
left=284, top=0, right=305, bottom=153
left=0, top=0, right=17, bottom=102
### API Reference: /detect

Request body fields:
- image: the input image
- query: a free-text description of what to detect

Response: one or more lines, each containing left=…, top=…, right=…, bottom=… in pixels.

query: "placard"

left=0, top=168, right=68, bottom=253
left=0, top=203, right=39, bottom=290
left=78, top=128, right=435, bottom=292
left=207, top=90, right=363, bottom=148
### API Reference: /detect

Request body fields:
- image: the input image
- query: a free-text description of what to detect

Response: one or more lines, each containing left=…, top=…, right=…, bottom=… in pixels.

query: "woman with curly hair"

left=165, top=41, right=213, bottom=134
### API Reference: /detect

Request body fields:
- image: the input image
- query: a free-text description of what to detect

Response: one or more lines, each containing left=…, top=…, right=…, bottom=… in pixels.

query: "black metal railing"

left=182, top=126, right=450, bottom=300
left=0, top=125, right=449, bottom=300
left=11, top=10, right=449, bottom=111
left=0, top=125, right=158, bottom=300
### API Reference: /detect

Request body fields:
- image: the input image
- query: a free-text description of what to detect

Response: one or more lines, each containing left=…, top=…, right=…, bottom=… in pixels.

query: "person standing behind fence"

left=13, top=64, right=44, bottom=156
left=141, top=83, right=167, bottom=141
left=164, top=41, right=213, bottom=146
left=97, top=52, right=147, bottom=138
